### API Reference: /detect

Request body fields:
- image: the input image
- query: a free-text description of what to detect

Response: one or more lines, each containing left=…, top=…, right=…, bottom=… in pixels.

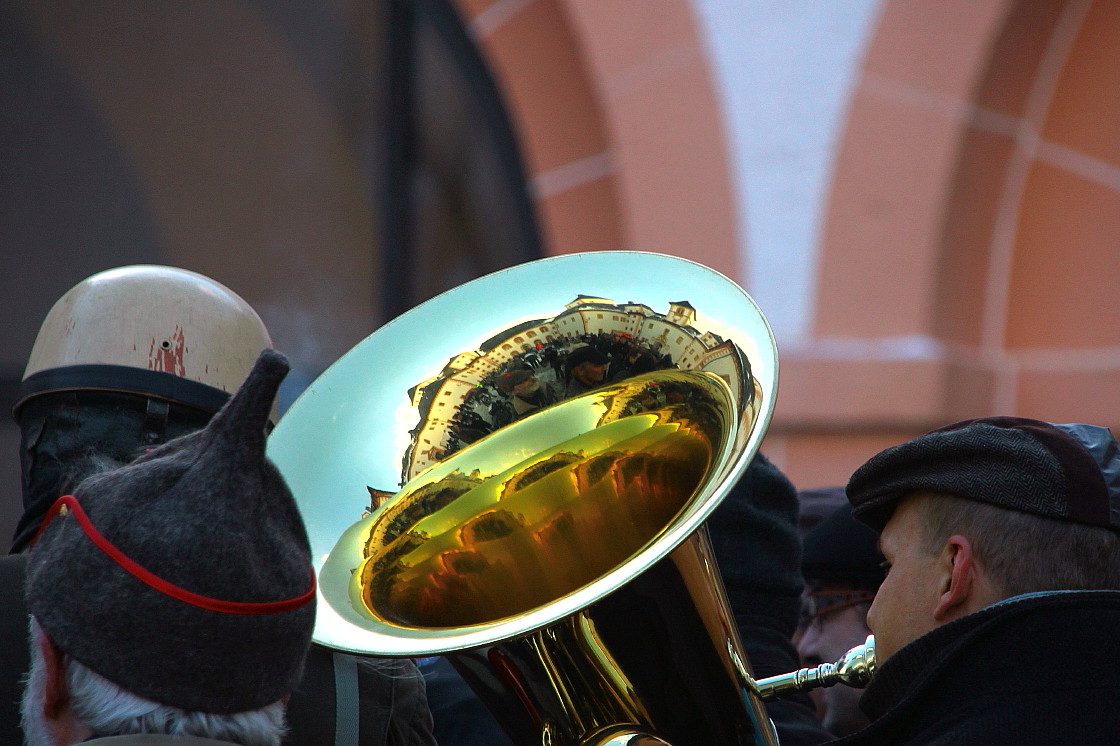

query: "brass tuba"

left=268, top=252, right=868, bottom=746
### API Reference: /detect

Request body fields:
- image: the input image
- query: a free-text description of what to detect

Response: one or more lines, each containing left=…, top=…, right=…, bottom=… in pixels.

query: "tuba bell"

left=268, top=252, right=869, bottom=746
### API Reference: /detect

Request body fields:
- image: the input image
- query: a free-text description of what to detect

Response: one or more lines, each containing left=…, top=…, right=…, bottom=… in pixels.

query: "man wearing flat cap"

left=830, top=416, right=1120, bottom=744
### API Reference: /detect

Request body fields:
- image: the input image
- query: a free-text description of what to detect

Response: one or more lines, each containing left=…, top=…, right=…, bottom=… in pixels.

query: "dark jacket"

left=708, top=454, right=832, bottom=746
left=0, top=555, right=28, bottom=746
left=832, top=590, right=1120, bottom=745
left=0, top=554, right=436, bottom=746
left=418, top=656, right=513, bottom=746
left=285, top=646, right=435, bottom=746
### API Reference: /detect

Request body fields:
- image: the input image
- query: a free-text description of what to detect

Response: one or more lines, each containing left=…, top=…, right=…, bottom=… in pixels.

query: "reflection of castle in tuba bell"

left=268, top=252, right=864, bottom=746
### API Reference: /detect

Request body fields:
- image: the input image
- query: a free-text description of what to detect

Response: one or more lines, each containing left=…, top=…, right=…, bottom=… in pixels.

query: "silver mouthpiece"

left=753, top=634, right=876, bottom=700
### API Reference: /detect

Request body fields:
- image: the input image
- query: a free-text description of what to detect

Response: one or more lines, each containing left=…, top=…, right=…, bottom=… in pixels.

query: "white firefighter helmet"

left=18, top=265, right=273, bottom=416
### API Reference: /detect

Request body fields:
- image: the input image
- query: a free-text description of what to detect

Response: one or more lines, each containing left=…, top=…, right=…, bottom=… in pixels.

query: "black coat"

left=832, top=590, right=1120, bottom=745
left=708, top=455, right=833, bottom=746
left=0, top=555, right=28, bottom=746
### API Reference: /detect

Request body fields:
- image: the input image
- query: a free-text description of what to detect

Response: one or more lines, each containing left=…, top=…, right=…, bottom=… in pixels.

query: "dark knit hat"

left=25, top=349, right=316, bottom=714
left=796, top=485, right=850, bottom=535
left=567, top=346, right=610, bottom=369
left=802, top=501, right=885, bottom=589
left=847, top=416, right=1120, bottom=533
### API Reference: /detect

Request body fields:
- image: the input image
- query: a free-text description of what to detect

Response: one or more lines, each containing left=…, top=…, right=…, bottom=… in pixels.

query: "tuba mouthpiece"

left=754, top=635, right=876, bottom=700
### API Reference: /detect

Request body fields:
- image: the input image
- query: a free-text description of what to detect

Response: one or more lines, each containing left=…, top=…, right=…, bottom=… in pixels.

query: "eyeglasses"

left=800, top=589, right=876, bottom=627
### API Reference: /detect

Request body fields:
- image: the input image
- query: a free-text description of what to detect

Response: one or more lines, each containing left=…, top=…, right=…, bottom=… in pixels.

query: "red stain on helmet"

left=149, top=326, right=186, bottom=376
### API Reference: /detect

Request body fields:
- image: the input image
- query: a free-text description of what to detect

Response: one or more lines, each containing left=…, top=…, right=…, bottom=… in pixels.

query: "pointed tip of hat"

left=207, top=349, right=289, bottom=440
left=252, top=348, right=290, bottom=384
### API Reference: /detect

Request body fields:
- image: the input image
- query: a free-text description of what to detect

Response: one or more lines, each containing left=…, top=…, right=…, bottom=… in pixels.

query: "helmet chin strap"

left=141, top=398, right=170, bottom=445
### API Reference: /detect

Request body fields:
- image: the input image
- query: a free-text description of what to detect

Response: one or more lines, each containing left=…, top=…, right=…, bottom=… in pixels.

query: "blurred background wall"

left=3, top=0, right=1120, bottom=540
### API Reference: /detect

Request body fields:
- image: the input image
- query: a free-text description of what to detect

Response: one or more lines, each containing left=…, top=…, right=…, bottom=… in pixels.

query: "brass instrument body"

left=268, top=252, right=783, bottom=745
left=319, top=370, right=775, bottom=745
left=445, top=531, right=773, bottom=746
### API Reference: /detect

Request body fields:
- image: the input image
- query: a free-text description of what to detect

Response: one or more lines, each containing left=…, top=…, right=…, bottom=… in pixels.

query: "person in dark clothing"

left=797, top=500, right=884, bottom=737
left=707, top=454, right=833, bottom=746
left=1, top=266, right=434, bottom=746
left=496, top=368, right=556, bottom=420
left=607, top=346, right=660, bottom=382
left=830, top=589, right=1120, bottom=745
left=559, top=346, right=610, bottom=398
left=833, top=416, right=1120, bottom=744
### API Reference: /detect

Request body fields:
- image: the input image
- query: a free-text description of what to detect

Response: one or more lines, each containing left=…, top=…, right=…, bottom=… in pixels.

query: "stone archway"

left=775, top=0, right=1120, bottom=487
left=451, top=0, right=742, bottom=279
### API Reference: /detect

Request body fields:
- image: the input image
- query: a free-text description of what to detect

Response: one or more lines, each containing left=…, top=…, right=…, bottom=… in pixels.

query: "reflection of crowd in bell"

left=444, top=332, right=675, bottom=456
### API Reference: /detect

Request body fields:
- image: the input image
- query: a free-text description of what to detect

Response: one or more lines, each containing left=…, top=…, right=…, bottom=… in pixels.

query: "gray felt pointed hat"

left=25, top=349, right=316, bottom=714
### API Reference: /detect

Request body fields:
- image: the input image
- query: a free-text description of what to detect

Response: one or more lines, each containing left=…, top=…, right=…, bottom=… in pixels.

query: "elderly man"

left=22, top=350, right=314, bottom=745
left=831, top=416, right=1120, bottom=744
left=1, top=266, right=434, bottom=746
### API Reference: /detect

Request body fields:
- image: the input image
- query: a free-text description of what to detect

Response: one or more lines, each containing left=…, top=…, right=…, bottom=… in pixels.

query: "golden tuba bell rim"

left=267, top=251, right=779, bottom=658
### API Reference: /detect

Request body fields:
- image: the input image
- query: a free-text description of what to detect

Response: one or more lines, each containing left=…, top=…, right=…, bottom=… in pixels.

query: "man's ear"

left=35, top=627, right=69, bottom=719
left=933, top=534, right=974, bottom=621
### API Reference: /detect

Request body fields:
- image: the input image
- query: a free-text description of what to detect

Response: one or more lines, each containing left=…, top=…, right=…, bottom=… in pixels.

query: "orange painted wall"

left=452, top=0, right=741, bottom=279
left=773, top=0, right=1120, bottom=489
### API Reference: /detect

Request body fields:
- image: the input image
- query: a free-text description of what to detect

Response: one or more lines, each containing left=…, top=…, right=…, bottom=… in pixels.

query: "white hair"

left=23, top=619, right=288, bottom=746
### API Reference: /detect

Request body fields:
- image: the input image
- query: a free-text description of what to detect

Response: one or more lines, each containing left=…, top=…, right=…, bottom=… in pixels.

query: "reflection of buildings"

left=550, top=297, right=750, bottom=412
left=402, top=296, right=752, bottom=482
left=364, top=370, right=732, bottom=626
left=499, top=451, right=583, bottom=499
left=366, top=470, right=485, bottom=550
left=600, top=373, right=727, bottom=444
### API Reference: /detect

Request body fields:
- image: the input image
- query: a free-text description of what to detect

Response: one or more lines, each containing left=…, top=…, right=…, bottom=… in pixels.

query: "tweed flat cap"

left=847, top=416, right=1120, bottom=533
left=26, top=349, right=316, bottom=714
